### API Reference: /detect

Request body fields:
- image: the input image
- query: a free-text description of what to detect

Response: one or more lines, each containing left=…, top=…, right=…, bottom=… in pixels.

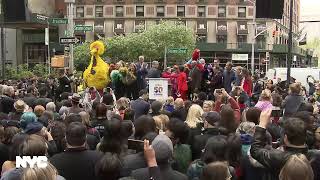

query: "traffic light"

left=256, top=0, right=284, bottom=19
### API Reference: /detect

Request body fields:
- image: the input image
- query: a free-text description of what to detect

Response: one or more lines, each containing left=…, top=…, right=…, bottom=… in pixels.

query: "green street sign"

left=167, top=48, right=188, bottom=54
left=74, top=25, right=93, bottom=32
left=50, top=18, right=68, bottom=24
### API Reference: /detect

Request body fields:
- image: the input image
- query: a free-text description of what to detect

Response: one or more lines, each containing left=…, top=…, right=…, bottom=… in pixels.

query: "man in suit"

left=131, top=89, right=150, bottom=120
left=147, top=61, right=161, bottom=78
left=136, top=56, right=148, bottom=92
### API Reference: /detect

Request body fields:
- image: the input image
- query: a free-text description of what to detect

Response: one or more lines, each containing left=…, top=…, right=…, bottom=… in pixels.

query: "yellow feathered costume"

left=83, top=41, right=110, bottom=90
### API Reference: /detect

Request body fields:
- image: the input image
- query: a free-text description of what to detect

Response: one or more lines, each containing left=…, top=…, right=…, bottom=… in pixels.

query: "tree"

left=74, top=42, right=91, bottom=72
left=4, top=64, right=34, bottom=80
left=303, top=38, right=320, bottom=57
left=73, top=21, right=196, bottom=71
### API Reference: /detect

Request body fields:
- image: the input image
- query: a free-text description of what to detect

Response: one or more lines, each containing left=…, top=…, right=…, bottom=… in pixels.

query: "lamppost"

left=286, top=0, right=294, bottom=86
left=65, top=0, right=75, bottom=72
left=245, top=0, right=256, bottom=75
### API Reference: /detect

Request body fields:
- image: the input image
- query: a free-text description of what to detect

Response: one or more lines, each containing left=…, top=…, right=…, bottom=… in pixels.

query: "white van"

left=265, top=68, right=320, bottom=91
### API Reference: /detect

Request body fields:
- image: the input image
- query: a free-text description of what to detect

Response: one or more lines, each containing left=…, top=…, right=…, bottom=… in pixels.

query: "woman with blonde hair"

left=186, top=104, right=204, bottom=128
left=254, top=89, right=273, bottom=111
left=186, top=104, right=203, bottom=144
left=279, top=154, right=314, bottom=180
left=203, top=101, right=214, bottom=113
left=22, top=162, right=65, bottom=180
left=153, top=114, right=170, bottom=134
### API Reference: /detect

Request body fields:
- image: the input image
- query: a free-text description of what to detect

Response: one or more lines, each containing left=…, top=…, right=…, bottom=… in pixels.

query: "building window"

left=136, top=6, right=144, bottom=17
left=197, top=35, right=207, bottom=43
left=238, top=7, right=246, bottom=17
left=199, top=24, right=205, bottom=29
left=76, top=7, right=84, bottom=18
left=218, top=6, right=226, bottom=17
left=198, top=6, right=206, bottom=17
left=156, top=6, right=165, bottom=17
left=177, top=6, right=185, bottom=17
left=116, top=6, right=124, bottom=17
left=217, top=35, right=227, bottom=43
left=257, top=36, right=266, bottom=49
left=237, top=35, right=247, bottom=48
left=135, top=20, right=145, bottom=32
left=95, top=6, right=103, bottom=17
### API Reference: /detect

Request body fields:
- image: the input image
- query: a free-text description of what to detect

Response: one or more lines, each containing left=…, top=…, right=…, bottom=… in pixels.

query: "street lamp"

left=65, top=0, right=75, bottom=72
left=245, top=0, right=256, bottom=75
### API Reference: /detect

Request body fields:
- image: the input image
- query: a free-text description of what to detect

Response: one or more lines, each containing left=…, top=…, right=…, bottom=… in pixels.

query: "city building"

left=0, top=0, right=65, bottom=72
left=72, top=0, right=310, bottom=72
left=299, top=0, right=320, bottom=66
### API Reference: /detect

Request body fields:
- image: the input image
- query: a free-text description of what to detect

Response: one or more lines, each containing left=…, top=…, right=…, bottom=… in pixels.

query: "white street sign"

left=59, top=37, right=79, bottom=45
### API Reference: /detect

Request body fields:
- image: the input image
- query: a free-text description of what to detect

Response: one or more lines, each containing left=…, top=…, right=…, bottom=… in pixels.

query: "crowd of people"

left=0, top=55, right=319, bottom=180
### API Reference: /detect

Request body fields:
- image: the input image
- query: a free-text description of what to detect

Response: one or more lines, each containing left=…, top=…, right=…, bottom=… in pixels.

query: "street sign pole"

left=36, top=14, right=50, bottom=74
left=66, top=0, right=75, bottom=72
left=287, top=0, right=294, bottom=87
left=47, top=21, right=51, bottom=74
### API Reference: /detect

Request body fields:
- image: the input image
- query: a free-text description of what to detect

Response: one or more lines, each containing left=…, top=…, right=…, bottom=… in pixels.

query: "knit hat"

left=24, top=121, right=43, bottom=134
left=203, top=112, right=221, bottom=126
left=151, top=134, right=173, bottom=163
left=20, top=112, right=38, bottom=130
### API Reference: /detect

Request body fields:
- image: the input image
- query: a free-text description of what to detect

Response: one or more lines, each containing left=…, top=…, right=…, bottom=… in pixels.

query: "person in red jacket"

left=161, top=67, right=172, bottom=79
left=177, top=65, right=188, bottom=100
left=241, top=68, right=253, bottom=97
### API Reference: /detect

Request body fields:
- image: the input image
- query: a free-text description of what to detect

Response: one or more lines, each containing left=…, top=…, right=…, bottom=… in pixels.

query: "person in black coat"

left=131, top=135, right=187, bottom=180
left=50, top=122, right=103, bottom=180
left=34, top=87, right=53, bottom=108
left=56, top=69, right=72, bottom=99
left=250, top=110, right=320, bottom=179
left=23, top=86, right=37, bottom=109
left=147, top=61, right=161, bottom=78
left=171, top=98, right=187, bottom=121
left=192, top=112, right=222, bottom=160
left=0, top=86, right=15, bottom=114
left=121, top=132, right=158, bottom=177
left=131, top=90, right=150, bottom=121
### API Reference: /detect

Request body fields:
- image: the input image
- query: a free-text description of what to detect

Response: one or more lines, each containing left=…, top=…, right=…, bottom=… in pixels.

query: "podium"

left=148, top=78, right=169, bottom=100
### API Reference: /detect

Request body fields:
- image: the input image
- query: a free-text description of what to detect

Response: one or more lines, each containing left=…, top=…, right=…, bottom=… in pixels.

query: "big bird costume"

left=83, top=41, right=110, bottom=93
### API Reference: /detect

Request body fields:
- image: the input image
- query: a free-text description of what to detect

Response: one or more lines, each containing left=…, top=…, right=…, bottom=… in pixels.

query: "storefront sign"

left=232, top=54, right=249, bottom=61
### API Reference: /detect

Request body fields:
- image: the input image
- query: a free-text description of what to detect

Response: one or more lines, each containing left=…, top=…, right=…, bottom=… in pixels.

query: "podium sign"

left=148, top=78, right=168, bottom=100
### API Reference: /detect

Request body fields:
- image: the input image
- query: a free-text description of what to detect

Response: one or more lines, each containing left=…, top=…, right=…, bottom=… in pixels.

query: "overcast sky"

left=300, top=0, right=320, bottom=19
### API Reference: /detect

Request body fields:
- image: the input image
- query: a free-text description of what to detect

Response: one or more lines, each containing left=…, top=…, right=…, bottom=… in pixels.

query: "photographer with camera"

left=213, top=88, right=241, bottom=125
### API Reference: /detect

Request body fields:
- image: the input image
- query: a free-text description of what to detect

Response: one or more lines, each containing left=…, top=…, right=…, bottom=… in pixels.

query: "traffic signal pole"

left=251, top=0, right=256, bottom=75
left=287, top=0, right=294, bottom=87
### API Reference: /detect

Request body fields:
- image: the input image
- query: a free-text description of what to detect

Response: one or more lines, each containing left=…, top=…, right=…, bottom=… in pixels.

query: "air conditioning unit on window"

left=116, top=24, right=123, bottom=29
left=199, top=24, right=205, bottom=29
